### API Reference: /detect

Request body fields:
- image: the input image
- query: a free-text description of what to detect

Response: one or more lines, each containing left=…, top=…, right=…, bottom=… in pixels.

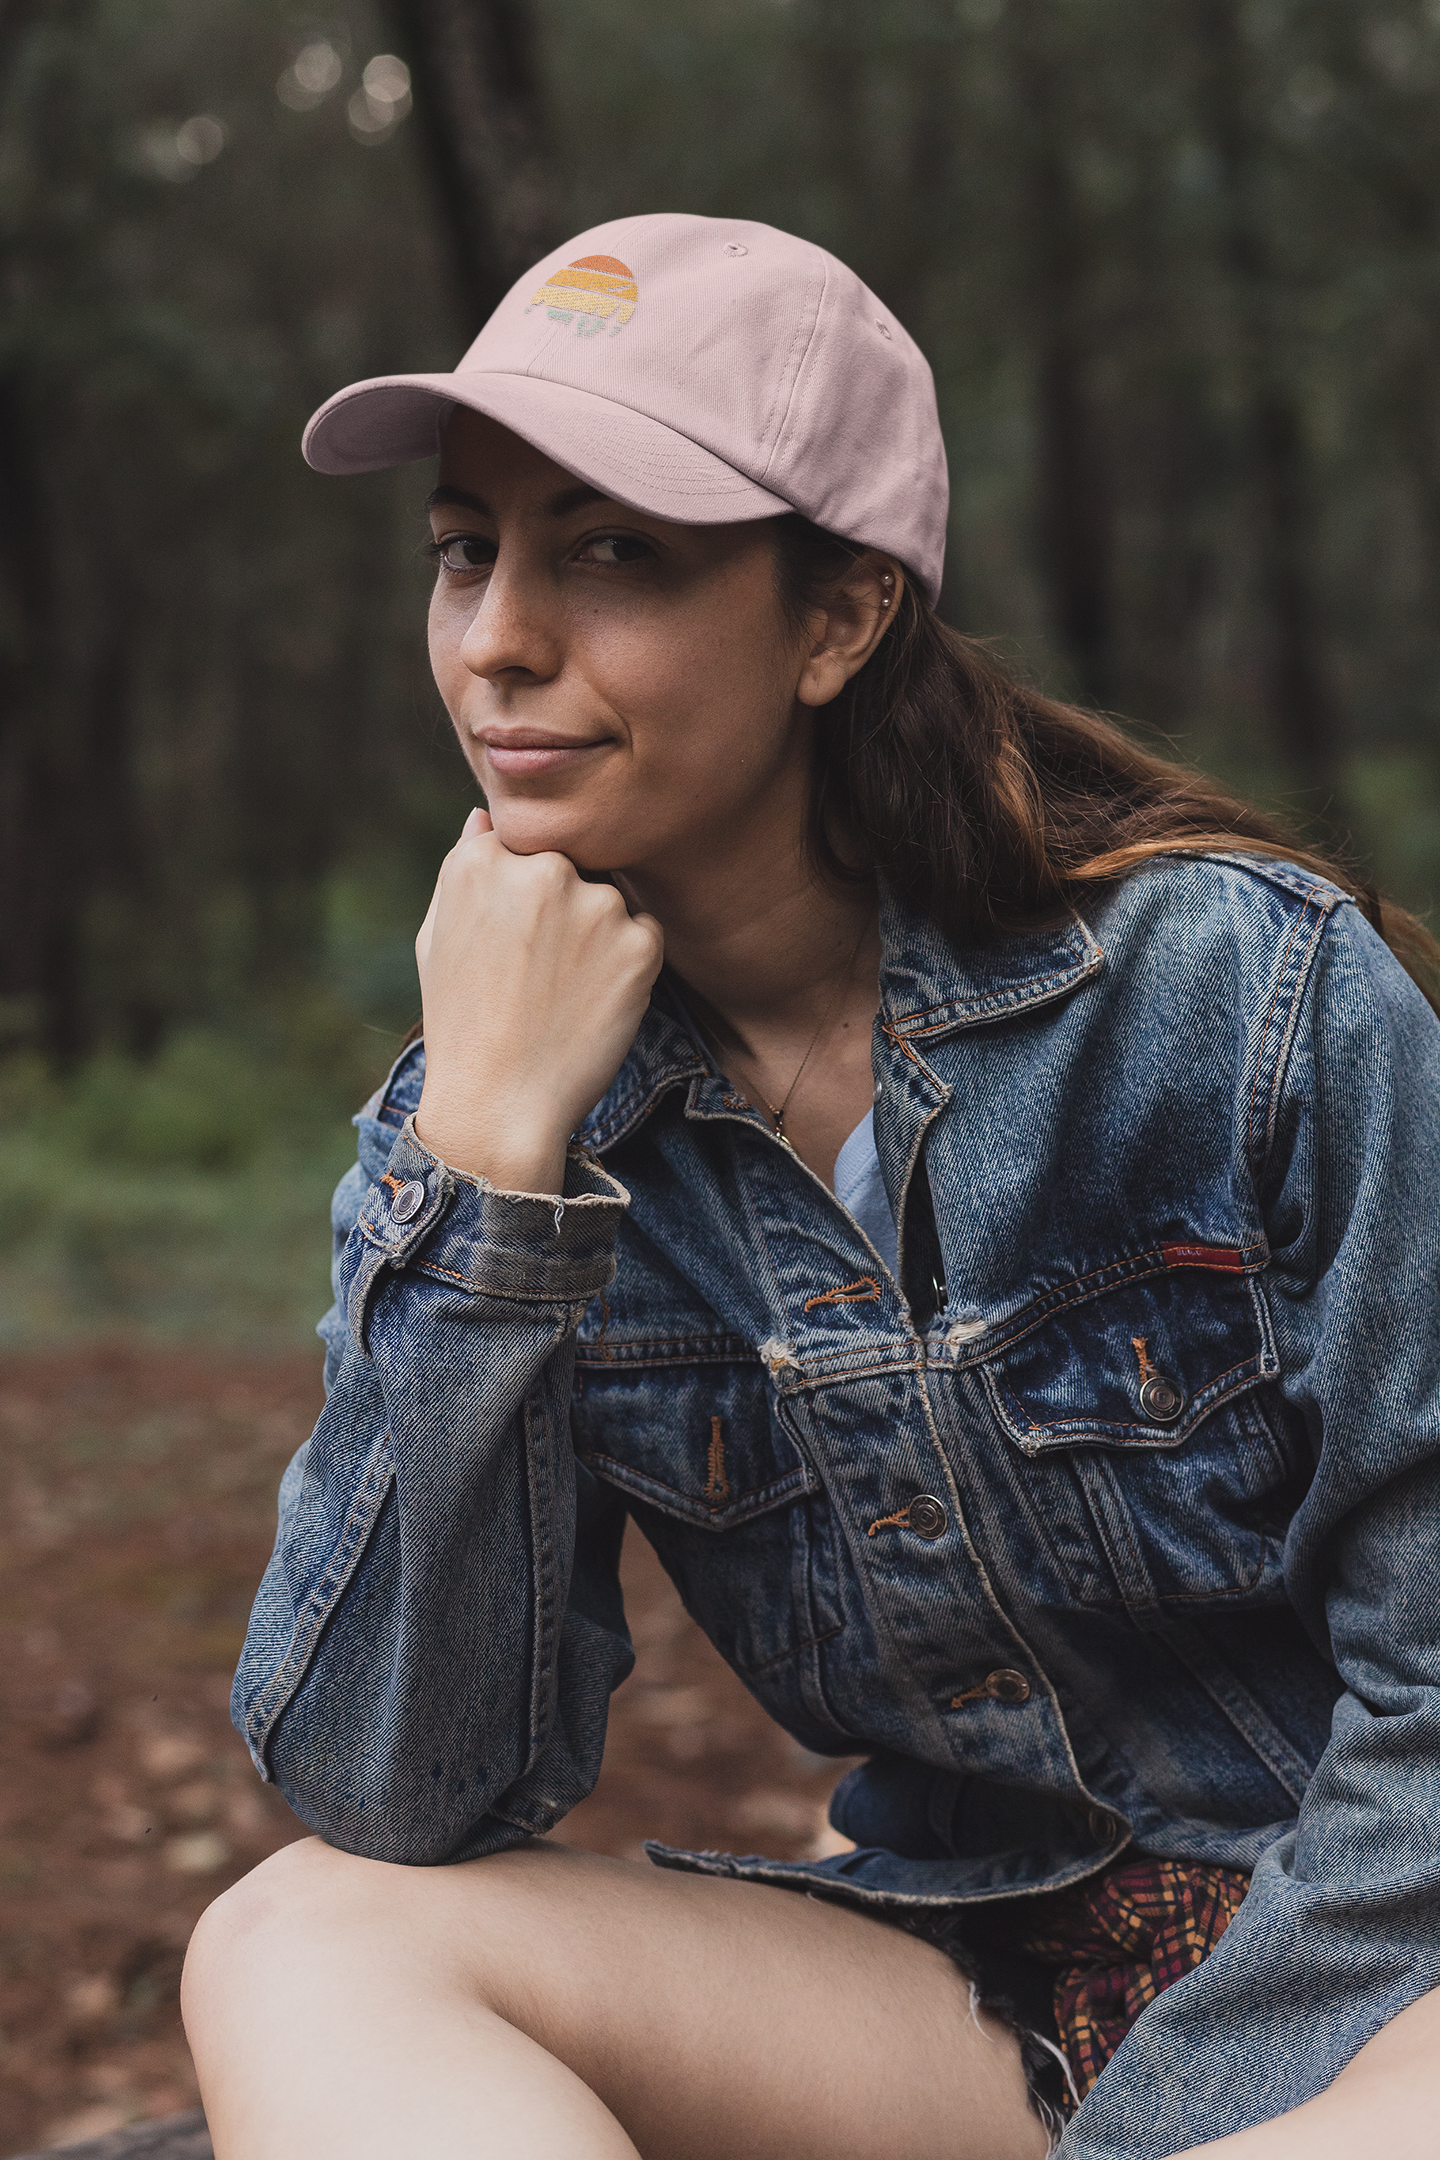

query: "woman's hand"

left=413, top=809, right=663, bottom=1192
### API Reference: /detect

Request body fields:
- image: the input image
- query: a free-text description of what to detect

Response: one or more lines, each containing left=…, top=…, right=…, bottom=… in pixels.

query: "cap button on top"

left=985, top=1669, right=1031, bottom=1704
left=389, top=1179, right=426, bottom=1224
left=1139, top=1373, right=1185, bottom=1423
left=907, top=1494, right=948, bottom=1540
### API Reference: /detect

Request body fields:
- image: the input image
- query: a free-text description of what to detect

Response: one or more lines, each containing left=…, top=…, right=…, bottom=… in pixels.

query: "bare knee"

left=182, top=1836, right=559, bottom=2041
left=183, top=1837, right=395, bottom=2032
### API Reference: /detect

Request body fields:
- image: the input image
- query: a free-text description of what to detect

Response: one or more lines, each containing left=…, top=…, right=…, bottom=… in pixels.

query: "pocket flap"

left=573, top=1340, right=807, bottom=1528
left=981, top=1248, right=1276, bottom=1454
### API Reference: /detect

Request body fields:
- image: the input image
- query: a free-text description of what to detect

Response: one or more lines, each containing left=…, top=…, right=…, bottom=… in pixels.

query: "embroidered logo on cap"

left=526, top=254, right=638, bottom=338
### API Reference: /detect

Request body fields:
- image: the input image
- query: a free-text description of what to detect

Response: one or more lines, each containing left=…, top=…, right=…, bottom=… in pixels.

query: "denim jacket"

left=234, top=853, right=1440, bottom=2156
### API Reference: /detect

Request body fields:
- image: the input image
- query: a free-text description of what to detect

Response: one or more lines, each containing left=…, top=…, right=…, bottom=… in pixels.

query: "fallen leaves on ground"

left=0, top=1348, right=857, bottom=2153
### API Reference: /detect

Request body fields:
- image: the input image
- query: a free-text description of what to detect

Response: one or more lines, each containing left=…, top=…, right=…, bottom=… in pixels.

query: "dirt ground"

left=0, top=1348, right=858, bottom=2154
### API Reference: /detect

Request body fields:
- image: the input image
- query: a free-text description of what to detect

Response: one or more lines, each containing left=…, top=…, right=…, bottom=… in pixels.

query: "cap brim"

left=302, top=371, right=794, bottom=526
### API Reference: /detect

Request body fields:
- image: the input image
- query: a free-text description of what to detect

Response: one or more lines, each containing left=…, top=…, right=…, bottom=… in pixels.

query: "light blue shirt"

left=833, top=1106, right=898, bottom=1280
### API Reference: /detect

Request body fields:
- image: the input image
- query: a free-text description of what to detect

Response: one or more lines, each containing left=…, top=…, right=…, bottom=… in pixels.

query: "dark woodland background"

left=5, top=0, right=1440, bottom=1341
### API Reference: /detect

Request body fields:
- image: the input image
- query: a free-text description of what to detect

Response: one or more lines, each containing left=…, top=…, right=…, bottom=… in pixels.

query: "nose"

left=456, top=555, right=564, bottom=688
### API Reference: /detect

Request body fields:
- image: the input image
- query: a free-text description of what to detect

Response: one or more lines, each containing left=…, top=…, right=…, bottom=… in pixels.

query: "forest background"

left=5, top=0, right=1440, bottom=1347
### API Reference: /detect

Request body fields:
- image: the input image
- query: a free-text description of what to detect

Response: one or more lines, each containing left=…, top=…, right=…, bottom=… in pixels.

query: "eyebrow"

left=425, top=481, right=609, bottom=519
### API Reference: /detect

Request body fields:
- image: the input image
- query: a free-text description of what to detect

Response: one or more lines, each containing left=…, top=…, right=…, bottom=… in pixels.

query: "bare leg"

left=183, top=1837, right=1048, bottom=2160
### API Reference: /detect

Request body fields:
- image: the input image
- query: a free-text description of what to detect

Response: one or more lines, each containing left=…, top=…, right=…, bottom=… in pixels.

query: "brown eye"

left=580, top=533, right=654, bottom=567
left=436, top=536, right=494, bottom=573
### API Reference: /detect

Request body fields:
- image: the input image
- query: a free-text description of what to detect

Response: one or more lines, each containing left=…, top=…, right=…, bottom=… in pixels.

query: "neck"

left=617, top=828, right=876, bottom=1054
left=614, top=779, right=882, bottom=1181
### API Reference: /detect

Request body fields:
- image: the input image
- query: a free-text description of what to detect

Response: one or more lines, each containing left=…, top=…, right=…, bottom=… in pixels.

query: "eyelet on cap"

left=723, top=242, right=748, bottom=256
left=875, top=318, right=893, bottom=338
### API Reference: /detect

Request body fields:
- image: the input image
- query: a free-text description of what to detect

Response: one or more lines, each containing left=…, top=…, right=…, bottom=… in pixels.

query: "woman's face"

left=426, top=409, right=829, bottom=879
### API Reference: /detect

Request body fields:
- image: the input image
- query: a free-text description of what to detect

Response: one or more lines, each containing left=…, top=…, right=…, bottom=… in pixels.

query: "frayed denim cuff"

left=343, top=1115, right=628, bottom=1347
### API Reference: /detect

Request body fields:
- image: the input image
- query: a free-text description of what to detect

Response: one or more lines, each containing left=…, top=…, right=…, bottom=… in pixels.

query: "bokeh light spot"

left=294, top=41, right=343, bottom=94
left=348, top=56, right=412, bottom=143
left=277, top=40, right=344, bottom=110
left=362, top=54, right=410, bottom=102
left=175, top=115, right=226, bottom=167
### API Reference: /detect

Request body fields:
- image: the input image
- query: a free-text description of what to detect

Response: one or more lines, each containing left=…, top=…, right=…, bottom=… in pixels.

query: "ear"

left=794, top=555, right=905, bottom=710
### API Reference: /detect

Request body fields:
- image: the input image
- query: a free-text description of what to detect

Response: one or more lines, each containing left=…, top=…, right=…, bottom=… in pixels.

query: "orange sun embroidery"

left=527, top=253, right=639, bottom=337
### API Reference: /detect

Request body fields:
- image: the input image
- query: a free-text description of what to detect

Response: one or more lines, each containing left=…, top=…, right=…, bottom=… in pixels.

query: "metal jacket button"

left=1139, top=1373, right=1185, bottom=1422
left=1089, top=1807, right=1116, bottom=1841
left=389, top=1179, right=426, bottom=1223
left=985, top=1668, right=1031, bottom=1703
left=907, top=1494, right=948, bottom=1540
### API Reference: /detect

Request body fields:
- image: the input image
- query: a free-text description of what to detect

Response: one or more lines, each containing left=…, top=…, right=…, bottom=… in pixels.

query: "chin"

left=487, top=796, right=626, bottom=871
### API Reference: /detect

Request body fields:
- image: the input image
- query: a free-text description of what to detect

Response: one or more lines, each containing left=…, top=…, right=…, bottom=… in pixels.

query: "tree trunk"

left=384, top=0, right=558, bottom=332
left=0, top=364, right=80, bottom=1053
left=1009, top=0, right=1115, bottom=710
left=0, top=2, right=68, bottom=1049
left=1193, top=0, right=1336, bottom=784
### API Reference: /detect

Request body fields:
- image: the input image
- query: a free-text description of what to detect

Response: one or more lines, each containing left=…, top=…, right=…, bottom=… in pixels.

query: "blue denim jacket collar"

left=582, top=881, right=1106, bottom=1156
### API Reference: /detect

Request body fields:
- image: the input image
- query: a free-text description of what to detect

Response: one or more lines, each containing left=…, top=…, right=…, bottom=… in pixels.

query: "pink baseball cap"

left=302, top=212, right=948, bottom=607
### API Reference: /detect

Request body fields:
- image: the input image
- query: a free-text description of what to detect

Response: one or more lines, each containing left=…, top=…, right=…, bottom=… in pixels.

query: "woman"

left=183, top=215, right=1440, bottom=2159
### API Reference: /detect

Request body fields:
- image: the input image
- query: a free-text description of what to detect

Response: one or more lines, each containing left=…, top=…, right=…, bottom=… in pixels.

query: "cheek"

left=426, top=589, right=466, bottom=710
left=603, top=615, right=798, bottom=773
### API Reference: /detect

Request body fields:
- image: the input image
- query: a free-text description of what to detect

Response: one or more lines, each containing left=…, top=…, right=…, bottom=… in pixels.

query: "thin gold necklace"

left=730, top=913, right=873, bottom=1153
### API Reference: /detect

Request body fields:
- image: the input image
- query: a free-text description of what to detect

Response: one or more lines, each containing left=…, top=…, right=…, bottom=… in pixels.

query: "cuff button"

left=390, top=1179, right=426, bottom=1223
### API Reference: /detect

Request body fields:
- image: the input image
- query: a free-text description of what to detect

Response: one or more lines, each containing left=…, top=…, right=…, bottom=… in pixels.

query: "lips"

left=480, top=729, right=612, bottom=777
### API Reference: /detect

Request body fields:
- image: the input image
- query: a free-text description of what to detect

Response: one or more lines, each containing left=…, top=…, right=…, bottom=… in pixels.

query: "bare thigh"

left=185, top=1836, right=1048, bottom=2160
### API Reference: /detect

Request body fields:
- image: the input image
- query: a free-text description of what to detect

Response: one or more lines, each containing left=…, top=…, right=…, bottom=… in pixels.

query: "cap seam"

left=757, top=249, right=829, bottom=488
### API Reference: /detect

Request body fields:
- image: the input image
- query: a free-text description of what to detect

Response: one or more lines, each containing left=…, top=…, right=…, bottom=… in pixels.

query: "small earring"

left=880, top=571, right=894, bottom=608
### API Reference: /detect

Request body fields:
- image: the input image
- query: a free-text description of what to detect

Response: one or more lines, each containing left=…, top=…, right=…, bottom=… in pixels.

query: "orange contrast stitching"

left=950, top=1682, right=991, bottom=1708
left=803, top=1277, right=882, bottom=1314
left=999, top=1377, right=1046, bottom=1433
left=867, top=1505, right=911, bottom=1537
left=705, top=1416, right=730, bottom=1505
left=880, top=1020, right=923, bottom=1066
left=380, top=1172, right=404, bottom=1195
left=1132, top=1336, right=1157, bottom=1384
left=955, top=1242, right=1266, bottom=1372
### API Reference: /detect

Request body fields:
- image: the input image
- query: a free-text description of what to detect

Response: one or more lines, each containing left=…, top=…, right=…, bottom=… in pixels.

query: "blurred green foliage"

left=5, top=0, right=1440, bottom=1343
left=0, top=860, right=432, bottom=1343
left=0, top=869, right=430, bottom=1345
left=1, top=1031, right=358, bottom=1348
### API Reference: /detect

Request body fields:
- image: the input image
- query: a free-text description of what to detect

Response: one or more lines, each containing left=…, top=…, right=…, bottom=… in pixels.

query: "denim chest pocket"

left=571, top=1340, right=835, bottom=1673
left=976, top=1251, right=1303, bottom=1608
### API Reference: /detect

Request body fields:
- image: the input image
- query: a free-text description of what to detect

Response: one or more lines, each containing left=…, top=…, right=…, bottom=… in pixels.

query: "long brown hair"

left=773, top=516, right=1440, bottom=1016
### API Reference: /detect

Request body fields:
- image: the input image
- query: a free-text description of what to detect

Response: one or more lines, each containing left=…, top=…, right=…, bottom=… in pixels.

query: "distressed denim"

left=234, top=853, right=1440, bottom=2155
